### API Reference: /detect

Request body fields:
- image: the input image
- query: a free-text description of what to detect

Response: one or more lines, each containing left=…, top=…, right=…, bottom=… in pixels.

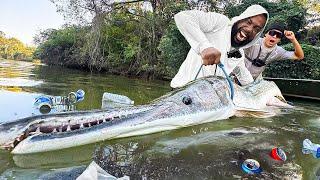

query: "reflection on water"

left=0, top=60, right=170, bottom=122
left=0, top=60, right=320, bottom=179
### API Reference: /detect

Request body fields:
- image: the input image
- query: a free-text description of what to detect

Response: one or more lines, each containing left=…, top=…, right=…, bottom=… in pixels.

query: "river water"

left=0, top=60, right=319, bottom=179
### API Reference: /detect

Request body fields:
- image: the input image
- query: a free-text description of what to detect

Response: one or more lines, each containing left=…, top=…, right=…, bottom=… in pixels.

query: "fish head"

left=157, top=76, right=234, bottom=112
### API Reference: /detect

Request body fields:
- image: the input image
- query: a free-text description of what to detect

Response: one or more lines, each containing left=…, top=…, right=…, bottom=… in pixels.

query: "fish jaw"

left=11, top=103, right=235, bottom=154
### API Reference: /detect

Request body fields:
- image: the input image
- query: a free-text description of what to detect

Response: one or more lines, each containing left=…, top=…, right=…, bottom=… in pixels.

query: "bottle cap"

left=270, top=147, right=287, bottom=161
left=241, top=159, right=262, bottom=174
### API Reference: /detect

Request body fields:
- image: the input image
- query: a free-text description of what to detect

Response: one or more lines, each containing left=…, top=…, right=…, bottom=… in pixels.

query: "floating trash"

left=102, top=92, right=134, bottom=105
left=68, top=89, right=85, bottom=103
left=101, top=92, right=134, bottom=109
left=34, top=89, right=85, bottom=114
left=270, top=147, right=287, bottom=161
left=302, top=139, right=320, bottom=158
left=241, top=159, right=262, bottom=174
left=34, top=96, right=53, bottom=114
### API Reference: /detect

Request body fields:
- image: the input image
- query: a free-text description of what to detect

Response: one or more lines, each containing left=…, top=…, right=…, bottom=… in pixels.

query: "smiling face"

left=231, top=14, right=267, bottom=47
left=264, top=29, right=282, bottom=48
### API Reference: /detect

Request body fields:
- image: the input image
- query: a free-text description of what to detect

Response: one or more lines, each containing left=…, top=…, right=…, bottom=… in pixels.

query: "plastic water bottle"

left=302, top=139, right=320, bottom=158
left=102, top=92, right=134, bottom=105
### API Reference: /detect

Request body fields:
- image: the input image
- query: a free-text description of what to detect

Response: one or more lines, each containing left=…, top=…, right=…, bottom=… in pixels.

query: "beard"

left=231, top=23, right=252, bottom=48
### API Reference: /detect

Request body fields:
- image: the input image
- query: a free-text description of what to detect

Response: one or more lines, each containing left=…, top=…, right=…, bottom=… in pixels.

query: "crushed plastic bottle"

left=302, top=139, right=320, bottom=158
left=102, top=92, right=134, bottom=105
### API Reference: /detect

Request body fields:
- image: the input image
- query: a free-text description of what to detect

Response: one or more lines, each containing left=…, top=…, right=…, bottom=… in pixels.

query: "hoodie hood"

left=230, top=4, right=269, bottom=49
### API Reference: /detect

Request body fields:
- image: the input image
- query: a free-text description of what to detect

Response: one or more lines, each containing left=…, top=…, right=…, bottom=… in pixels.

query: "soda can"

left=270, top=147, right=287, bottom=161
left=34, top=96, right=53, bottom=114
left=241, top=159, right=262, bottom=174
left=34, top=96, right=53, bottom=108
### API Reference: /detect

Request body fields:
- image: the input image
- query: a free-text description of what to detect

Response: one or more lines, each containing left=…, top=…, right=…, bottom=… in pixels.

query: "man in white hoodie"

left=170, top=5, right=269, bottom=88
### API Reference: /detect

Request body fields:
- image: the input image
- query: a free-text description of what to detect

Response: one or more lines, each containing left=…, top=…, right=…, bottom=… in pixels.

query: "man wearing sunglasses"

left=243, top=23, right=304, bottom=81
left=170, top=5, right=269, bottom=88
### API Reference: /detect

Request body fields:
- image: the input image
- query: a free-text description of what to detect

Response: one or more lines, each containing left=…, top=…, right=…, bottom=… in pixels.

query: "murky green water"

left=0, top=60, right=320, bottom=179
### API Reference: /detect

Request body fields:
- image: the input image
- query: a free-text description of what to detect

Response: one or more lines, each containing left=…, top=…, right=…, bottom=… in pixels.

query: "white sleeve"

left=174, top=10, right=229, bottom=54
left=233, top=60, right=254, bottom=86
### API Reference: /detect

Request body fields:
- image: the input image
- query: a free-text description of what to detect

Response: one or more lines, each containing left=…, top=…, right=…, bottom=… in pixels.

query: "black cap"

left=266, top=23, right=285, bottom=34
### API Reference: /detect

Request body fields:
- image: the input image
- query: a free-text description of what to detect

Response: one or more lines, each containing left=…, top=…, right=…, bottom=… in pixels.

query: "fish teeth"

left=80, top=123, right=84, bottom=128
left=67, top=125, right=71, bottom=131
left=34, top=127, right=41, bottom=134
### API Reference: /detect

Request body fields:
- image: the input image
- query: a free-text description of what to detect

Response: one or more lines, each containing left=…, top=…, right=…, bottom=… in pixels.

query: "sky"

left=0, top=0, right=65, bottom=46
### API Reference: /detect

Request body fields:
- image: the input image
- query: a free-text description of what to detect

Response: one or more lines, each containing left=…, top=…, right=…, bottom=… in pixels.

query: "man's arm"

left=174, top=10, right=229, bottom=65
left=284, top=30, right=304, bottom=60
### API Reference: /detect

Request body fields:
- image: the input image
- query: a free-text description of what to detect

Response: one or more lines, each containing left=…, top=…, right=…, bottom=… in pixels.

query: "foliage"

left=0, top=33, right=35, bottom=60
left=264, top=43, right=320, bottom=79
left=34, top=26, right=85, bottom=66
left=158, top=23, right=190, bottom=77
left=225, top=0, right=307, bottom=34
left=302, top=26, right=320, bottom=46
left=297, top=0, right=320, bottom=13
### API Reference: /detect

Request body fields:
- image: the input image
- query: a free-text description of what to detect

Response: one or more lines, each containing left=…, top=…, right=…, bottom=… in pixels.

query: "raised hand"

left=284, top=30, right=296, bottom=41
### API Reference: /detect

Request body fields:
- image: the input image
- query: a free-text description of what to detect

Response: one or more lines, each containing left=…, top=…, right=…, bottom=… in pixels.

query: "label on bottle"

left=316, top=147, right=320, bottom=158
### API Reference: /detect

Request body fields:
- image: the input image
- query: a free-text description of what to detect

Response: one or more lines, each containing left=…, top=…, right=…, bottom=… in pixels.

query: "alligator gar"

left=0, top=76, right=291, bottom=154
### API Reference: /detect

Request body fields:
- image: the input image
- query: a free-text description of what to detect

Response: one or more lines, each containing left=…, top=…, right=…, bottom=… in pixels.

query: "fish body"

left=0, top=76, right=289, bottom=154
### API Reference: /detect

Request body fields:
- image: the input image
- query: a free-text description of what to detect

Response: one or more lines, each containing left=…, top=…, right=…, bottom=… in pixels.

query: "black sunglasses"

left=268, top=30, right=283, bottom=38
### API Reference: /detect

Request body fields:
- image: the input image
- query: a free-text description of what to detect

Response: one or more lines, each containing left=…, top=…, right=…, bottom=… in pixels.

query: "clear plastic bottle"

left=302, top=139, right=320, bottom=158
left=102, top=92, right=134, bottom=105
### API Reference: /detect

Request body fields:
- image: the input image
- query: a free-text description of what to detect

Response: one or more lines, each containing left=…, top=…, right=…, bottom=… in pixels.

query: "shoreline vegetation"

left=1, top=0, right=320, bottom=80
left=0, top=32, right=35, bottom=62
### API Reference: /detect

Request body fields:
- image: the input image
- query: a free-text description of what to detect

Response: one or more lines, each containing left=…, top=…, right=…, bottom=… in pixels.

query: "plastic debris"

left=241, top=159, right=262, bottom=174
left=270, top=147, right=287, bottom=161
left=102, top=92, right=134, bottom=105
left=77, top=161, right=129, bottom=180
left=34, top=89, right=85, bottom=114
left=302, top=139, right=320, bottom=158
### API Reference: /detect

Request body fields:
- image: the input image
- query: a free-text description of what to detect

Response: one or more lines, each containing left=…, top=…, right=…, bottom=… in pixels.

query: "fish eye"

left=182, top=96, right=192, bottom=105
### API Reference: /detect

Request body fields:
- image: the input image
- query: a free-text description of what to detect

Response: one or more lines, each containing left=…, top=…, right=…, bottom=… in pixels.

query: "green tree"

left=225, top=0, right=307, bottom=33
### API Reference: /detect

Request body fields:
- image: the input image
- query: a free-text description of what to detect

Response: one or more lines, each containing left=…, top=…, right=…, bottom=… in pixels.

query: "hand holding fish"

left=201, top=47, right=221, bottom=65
